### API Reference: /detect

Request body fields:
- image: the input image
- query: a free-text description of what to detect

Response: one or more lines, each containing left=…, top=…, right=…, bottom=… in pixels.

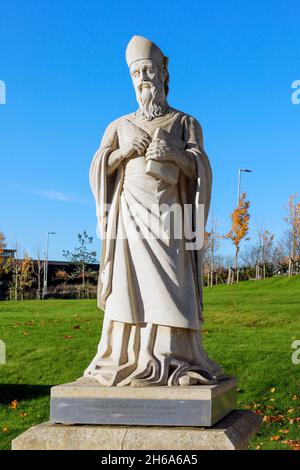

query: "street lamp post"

left=42, top=231, right=56, bottom=299
left=237, top=169, right=252, bottom=207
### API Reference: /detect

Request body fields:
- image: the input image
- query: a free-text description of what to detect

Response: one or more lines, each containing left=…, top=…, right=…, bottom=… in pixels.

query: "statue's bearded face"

left=130, top=59, right=168, bottom=121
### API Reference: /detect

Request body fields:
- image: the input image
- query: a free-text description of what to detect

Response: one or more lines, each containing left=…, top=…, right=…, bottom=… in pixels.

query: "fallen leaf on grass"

left=271, top=435, right=281, bottom=441
left=288, top=408, right=294, bottom=414
left=9, top=399, right=18, bottom=410
left=292, top=395, right=298, bottom=401
left=2, top=427, right=9, bottom=433
left=263, top=415, right=284, bottom=424
left=282, top=440, right=300, bottom=450
left=292, top=445, right=300, bottom=451
left=19, top=412, right=27, bottom=417
left=270, top=387, right=276, bottom=393
left=288, top=417, right=300, bottom=425
left=63, top=335, right=72, bottom=340
left=279, top=429, right=289, bottom=434
left=266, top=405, right=274, bottom=410
left=22, top=331, right=29, bottom=336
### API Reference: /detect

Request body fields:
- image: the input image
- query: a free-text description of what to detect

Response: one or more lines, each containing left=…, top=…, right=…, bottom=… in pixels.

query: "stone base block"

left=12, top=410, right=261, bottom=450
left=50, top=377, right=236, bottom=427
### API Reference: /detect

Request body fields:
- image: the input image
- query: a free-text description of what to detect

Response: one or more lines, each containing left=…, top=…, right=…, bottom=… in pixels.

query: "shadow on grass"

left=0, top=384, right=53, bottom=404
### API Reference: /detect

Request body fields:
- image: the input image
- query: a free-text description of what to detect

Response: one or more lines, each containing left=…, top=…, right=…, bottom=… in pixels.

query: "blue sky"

left=1, top=0, right=300, bottom=261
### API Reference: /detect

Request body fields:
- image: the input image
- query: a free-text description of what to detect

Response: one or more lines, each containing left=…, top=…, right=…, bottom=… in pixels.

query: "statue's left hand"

left=145, top=139, right=178, bottom=164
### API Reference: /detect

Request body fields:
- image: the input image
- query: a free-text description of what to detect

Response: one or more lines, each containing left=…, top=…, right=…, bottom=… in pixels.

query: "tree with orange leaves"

left=6, top=246, right=33, bottom=300
left=19, top=253, right=34, bottom=300
left=226, top=192, right=250, bottom=283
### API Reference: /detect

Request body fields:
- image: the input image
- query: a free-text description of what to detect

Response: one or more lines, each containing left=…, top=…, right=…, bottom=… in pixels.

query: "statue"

left=84, top=35, right=223, bottom=387
left=12, top=35, right=261, bottom=451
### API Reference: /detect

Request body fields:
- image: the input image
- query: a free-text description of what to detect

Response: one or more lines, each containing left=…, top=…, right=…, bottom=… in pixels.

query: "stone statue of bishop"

left=84, top=35, right=223, bottom=387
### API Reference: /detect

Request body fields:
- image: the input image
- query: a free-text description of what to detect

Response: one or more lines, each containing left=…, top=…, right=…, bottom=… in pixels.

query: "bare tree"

left=32, top=243, right=44, bottom=300
left=242, top=227, right=274, bottom=280
left=0, top=231, right=6, bottom=265
left=283, top=194, right=300, bottom=276
left=204, top=217, right=221, bottom=286
left=241, top=244, right=260, bottom=268
left=257, top=228, right=274, bottom=279
left=63, top=231, right=97, bottom=292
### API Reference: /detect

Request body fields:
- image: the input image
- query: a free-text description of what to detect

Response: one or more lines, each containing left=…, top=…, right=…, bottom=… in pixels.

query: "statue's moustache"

left=138, top=81, right=153, bottom=92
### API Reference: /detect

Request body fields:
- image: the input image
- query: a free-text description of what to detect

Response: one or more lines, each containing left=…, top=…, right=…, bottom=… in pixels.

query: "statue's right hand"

left=121, top=136, right=151, bottom=159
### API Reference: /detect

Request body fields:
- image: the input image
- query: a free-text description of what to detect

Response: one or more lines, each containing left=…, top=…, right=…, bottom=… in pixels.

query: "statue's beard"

left=136, top=81, right=168, bottom=121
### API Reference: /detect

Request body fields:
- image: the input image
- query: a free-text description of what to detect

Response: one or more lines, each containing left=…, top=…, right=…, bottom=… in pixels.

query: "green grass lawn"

left=0, top=275, right=300, bottom=450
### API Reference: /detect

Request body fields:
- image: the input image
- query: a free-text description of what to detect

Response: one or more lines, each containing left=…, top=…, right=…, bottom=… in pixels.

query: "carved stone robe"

left=84, top=108, right=222, bottom=386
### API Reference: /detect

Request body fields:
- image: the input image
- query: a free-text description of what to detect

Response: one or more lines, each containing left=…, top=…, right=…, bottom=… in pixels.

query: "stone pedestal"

left=12, top=410, right=261, bottom=450
left=12, top=377, right=262, bottom=450
left=50, top=377, right=237, bottom=427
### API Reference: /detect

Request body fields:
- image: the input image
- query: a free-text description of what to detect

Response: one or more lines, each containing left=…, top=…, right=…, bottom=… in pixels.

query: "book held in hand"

left=124, top=121, right=184, bottom=186
left=146, top=128, right=183, bottom=186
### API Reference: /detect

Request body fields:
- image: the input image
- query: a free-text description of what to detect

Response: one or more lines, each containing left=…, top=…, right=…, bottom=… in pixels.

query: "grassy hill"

left=0, top=275, right=300, bottom=450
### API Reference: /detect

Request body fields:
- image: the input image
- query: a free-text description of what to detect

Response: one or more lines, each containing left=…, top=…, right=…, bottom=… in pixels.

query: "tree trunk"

left=227, top=268, right=231, bottom=285
left=37, top=263, right=41, bottom=300
left=288, top=258, right=292, bottom=277
left=82, top=264, right=85, bottom=288
left=15, top=269, right=18, bottom=301
left=235, top=246, right=239, bottom=283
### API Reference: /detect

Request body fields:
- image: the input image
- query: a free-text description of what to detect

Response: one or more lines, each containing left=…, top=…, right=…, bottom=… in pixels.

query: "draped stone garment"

left=85, top=108, right=222, bottom=386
